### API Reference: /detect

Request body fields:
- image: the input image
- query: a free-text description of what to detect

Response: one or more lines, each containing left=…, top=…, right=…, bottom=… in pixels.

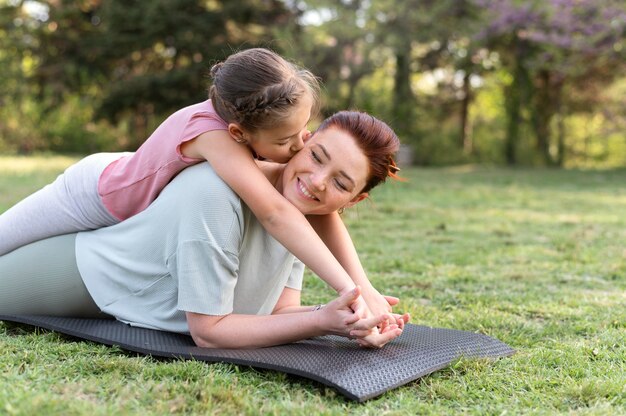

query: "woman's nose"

left=309, top=172, right=326, bottom=191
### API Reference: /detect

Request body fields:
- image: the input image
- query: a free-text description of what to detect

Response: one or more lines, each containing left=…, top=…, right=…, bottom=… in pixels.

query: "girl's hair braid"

left=209, top=48, right=320, bottom=131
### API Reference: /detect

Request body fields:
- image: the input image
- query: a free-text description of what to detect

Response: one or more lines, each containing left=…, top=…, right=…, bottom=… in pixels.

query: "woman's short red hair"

left=317, top=111, right=402, bottom=193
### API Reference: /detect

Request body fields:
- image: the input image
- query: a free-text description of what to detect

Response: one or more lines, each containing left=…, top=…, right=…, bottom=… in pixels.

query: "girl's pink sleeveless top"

left=98, top=100, right=228, bottom=220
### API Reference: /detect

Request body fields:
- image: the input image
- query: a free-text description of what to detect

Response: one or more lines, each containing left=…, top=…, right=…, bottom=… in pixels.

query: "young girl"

left=0, top=48, right=397, bottom=323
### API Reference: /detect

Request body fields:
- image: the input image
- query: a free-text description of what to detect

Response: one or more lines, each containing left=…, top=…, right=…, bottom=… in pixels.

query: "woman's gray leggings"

left=0, top=233, right=104, bottom=317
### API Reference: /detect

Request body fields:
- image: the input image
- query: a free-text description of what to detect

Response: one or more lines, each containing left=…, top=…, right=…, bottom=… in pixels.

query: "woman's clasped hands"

left=316, top=286, right=410, bottom=349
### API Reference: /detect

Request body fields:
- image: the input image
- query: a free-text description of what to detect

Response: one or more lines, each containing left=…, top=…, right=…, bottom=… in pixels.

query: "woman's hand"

left=350, top=315, right=403, bottom=348
left=343, top=288, right=371, bottom=320
left=316, top=286, right=364, bottom=337
left=315, top=287, right=405, bottom=348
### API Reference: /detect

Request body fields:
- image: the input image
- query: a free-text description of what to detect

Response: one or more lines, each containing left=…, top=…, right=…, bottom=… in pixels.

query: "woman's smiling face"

left=280, top=127, right=370, bottom=215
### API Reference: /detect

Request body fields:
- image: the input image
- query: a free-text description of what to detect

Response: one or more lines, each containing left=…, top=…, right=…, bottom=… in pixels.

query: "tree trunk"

left=460, top=71, right=472, bottom=154
left=531, top=70, right=556, bottom=166
left=504, top=83, right=520, bottom=165
left=392, top=39, right=415, bottom=139
left=503, top=42, right=532, bottom=166
left=555, top=92, right=566, bottom=167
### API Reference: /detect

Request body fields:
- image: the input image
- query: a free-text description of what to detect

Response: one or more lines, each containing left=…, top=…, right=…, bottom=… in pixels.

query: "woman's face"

left=280, top=126, right=370, bottom=215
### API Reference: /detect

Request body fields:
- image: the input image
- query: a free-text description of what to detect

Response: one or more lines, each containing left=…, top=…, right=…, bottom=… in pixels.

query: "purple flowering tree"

left=478, top=0, right=626, bottom=165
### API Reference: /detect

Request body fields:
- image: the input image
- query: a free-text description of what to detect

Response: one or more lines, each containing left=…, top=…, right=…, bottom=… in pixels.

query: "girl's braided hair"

left=209, top=48, right=320, bottom=131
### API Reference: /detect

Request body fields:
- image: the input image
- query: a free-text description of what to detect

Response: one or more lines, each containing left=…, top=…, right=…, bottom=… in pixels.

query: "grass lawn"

left=1, top=155, right=625, bottom=415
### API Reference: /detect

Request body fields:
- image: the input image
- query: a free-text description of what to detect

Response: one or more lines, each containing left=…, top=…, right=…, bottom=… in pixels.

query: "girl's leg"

left=0, top=153, right=124, bottom=255
left=0, top=233, right=104, bottom=317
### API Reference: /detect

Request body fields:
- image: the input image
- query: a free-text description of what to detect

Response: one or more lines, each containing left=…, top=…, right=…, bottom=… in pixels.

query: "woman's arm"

left=186, top=287, right=402, bottom=349
left=271, top=287, right=317, bottom=314
left=181, top=132, right=367, bottom=312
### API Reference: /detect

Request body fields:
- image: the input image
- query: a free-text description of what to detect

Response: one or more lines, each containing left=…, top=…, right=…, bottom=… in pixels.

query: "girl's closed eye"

left=311, top=150, right=321, bottom=163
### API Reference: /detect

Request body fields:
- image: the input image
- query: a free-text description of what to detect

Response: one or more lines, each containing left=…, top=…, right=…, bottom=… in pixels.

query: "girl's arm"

left=181, top=132, right=367, bottom=311
left=306, top=212, right=400, bottom=323
left=186, top=287, right=401, bottom=349
left=307, top=213, right=410, bottom=329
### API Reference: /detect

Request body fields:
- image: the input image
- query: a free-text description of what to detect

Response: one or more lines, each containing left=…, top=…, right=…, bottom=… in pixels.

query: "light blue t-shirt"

left=76, top=163, right=303, bottom=334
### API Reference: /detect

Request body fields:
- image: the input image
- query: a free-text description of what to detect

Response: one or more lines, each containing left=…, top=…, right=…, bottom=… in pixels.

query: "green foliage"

left=2, top=158, right=626, bottom=413
left=0, top=1, right=624, bottom=166
left=0, top=94, right=127, bottom=154
left=0, top=0, right=295, bottom=151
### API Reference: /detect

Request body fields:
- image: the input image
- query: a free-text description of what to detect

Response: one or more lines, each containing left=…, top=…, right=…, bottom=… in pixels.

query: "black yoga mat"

left=0, top=315, right=515, bottom=401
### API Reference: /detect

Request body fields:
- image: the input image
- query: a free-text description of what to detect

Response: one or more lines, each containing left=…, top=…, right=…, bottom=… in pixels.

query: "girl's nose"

left=290, top=135, right=305, bottom=153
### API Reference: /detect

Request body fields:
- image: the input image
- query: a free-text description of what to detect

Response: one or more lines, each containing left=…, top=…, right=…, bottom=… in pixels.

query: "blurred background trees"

left=1, top=0, right=625, bottom=167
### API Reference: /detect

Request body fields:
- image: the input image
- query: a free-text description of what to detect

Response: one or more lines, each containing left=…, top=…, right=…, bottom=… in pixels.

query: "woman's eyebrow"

left=317, top=144, right=356, bottom=186
left=317, top=144, right=331, bottom=159
left=340, top=171, right=356, bottom=187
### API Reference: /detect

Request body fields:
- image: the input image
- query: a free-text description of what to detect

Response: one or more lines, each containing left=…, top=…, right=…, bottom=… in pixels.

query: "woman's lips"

left=297, top=178, right=318, bottom=201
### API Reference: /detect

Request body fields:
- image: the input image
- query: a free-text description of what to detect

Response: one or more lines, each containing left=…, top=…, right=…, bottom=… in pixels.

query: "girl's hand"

left=382, top=295, right=411, bottom=330
left=361, top=285, right=392, bottom=317
left=361, top=286, right=409, bottom=330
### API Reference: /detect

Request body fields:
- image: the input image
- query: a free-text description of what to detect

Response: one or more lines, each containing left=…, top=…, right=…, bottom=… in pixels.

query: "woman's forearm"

left=272, top=304, right=323, bottom=315
left=187, top=311, right=324, bottom=349
left=186, top=288, right=401, bottom=349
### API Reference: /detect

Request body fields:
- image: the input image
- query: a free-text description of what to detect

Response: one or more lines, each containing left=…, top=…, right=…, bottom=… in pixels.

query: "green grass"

left=1, top=155, right=625, bottom=415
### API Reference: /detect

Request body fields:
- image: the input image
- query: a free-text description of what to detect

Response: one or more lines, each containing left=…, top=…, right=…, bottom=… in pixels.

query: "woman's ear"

left=228, top=123, right=248, bottom=144
left=344, top=192, right=368, bottom=209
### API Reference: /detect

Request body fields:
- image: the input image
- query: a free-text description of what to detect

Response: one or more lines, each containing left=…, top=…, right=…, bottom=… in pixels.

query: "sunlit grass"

left=1, top=158, right=625, bottom=414
left=0, top=154, right=79, bottom=174
left=0, top=154, right=80, bottom=211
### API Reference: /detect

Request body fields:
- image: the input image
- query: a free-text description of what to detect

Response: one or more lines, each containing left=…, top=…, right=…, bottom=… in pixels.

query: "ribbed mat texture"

left=0, top=315, right=515, bottom=401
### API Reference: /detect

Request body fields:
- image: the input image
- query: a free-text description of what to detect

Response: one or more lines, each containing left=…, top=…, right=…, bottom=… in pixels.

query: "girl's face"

left=279, top=126, right=370, bottom=215
left=247, top=93, right=313, bottom=163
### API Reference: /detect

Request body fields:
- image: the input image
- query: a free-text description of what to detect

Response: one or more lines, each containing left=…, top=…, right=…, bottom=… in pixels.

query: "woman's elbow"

left=186, top=312, right=226, bottom=348
left=190, top=333, right=219, bottom=348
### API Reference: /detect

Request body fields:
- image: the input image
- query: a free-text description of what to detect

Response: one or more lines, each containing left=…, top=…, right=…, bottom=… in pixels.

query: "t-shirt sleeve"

left=175, top=111, right=229, bottom=163
left=285, top=258, right=304, bottom=291
left=168, top=239, right=240, bottom=316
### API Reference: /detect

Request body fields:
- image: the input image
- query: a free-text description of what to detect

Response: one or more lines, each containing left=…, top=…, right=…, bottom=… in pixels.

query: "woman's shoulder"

left=168, top=162, right=242, bottom=208
left=255, top=160, right=284, bottom=187
left=157, top=163, right=245, bottom=244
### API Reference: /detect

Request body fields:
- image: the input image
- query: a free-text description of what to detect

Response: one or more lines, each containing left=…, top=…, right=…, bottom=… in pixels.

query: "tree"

left=93, top=0, right=294, bottom=147
left=0, top=0, right=295, bottom=150
left=281, top=0, right=379, bottom=116
left=479, top=0, right=626, bottom=165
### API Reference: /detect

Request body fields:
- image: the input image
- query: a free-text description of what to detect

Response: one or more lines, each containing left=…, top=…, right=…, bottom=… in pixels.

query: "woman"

left=0, top=111, right=409, bottom=349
